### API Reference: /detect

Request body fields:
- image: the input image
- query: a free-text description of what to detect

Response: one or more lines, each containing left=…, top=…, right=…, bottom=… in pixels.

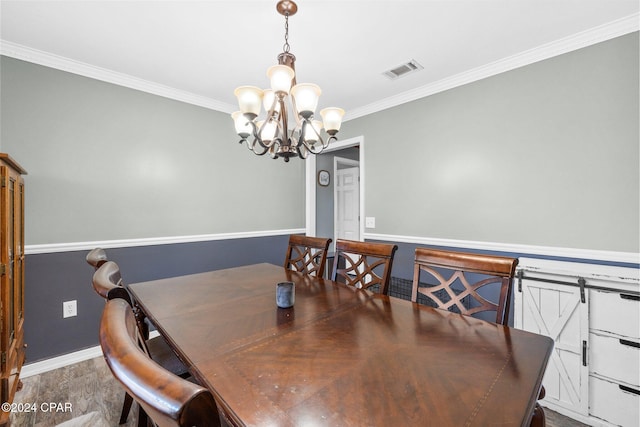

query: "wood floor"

left=11, top=356, right=589, bottom=427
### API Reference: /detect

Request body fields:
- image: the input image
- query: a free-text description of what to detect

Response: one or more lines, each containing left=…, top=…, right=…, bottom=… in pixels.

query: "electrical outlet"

left=63, top=300, right=77, bottom=318
left=365, top=217, right=376, bottom=228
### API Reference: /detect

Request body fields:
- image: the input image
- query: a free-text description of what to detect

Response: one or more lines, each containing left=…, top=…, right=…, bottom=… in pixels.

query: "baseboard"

left=21, top=331, right=160, bottom=378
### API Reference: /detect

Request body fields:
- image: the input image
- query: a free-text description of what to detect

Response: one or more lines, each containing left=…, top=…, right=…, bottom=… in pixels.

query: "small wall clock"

left=318, top=170, right=330, bottom=186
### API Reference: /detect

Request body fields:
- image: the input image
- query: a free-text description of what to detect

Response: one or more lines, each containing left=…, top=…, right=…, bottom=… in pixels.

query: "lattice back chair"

left=284, top=235, right=332, bottom=278
left=100, top=298, right=221, bottom=427
left=86, top=247, right=108, bottom=270
left=411, top=248, right=518, bottom=325
left=331, top=239, right=398, bottom=295
left=92, top=260, right=190, bottom=425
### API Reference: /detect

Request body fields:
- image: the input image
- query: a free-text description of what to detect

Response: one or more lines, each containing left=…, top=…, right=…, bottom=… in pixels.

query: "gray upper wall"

left=341, top=32, right=639, bottom=253
left=1, top=32, right=638, bottom=254
left=0, top=57, right=306, bottom=245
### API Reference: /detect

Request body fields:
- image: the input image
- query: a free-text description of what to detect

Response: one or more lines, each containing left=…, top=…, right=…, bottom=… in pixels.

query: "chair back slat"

left=284, top=235, right=332, bottom=277
left=412, top=248, right=518, bottom=325
left=331, top=239, right=398, bottom=295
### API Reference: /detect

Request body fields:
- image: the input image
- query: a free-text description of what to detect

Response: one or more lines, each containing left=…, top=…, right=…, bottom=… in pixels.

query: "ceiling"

left=1, top=1, right=638, bottom=121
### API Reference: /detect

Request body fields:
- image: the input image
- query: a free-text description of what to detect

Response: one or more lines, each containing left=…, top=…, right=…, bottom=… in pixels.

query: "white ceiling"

left=1, top=1, right=638, bottom=120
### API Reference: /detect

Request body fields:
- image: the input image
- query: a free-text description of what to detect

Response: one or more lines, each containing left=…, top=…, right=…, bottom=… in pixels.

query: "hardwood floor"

left=11, top=356, right=588, bottom=427
left=10, top=357, right=136, bottom=427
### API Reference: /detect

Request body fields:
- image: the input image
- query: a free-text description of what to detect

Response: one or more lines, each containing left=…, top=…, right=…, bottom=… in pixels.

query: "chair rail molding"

left=364, top=232, right=639, bottom=265
left=25, top=228, right=306, bottom=255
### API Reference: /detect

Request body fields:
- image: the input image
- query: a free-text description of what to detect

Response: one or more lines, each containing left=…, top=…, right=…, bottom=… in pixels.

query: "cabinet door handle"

left=619, top=339, right=640, bottom=349
left=620, top=293, right=640, bottom=301
left=619, top=384, right=640, bottom=396
left=582, top=340, right=587, bottom=366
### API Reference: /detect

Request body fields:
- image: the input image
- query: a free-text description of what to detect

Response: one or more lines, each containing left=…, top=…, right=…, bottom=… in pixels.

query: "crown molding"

left=2, top=13, right=638, bottom=120
left=345, top=13, right=639, bottom=121
left=0, top=40, right=236, bottom=113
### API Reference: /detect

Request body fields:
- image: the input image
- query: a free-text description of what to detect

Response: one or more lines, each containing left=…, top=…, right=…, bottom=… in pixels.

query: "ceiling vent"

left=383, top=59, right=424, bottom=80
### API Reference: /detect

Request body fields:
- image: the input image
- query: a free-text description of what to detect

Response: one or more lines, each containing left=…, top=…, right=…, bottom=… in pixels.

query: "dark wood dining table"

left=128, top=263, right=553, bottom=427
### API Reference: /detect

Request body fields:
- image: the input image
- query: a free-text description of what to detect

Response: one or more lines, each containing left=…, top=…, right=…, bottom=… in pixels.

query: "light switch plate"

left=365, top=217, right=376, bottom=228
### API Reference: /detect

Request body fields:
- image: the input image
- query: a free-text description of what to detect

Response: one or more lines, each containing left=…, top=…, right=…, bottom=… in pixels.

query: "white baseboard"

left=21, top=331, right=160, bottom=378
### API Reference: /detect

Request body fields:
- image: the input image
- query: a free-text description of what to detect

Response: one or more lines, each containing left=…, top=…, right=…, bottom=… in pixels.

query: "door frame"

left=306, top=135, right=364, bottom=240
left=333, top=157, right=360, bottom=243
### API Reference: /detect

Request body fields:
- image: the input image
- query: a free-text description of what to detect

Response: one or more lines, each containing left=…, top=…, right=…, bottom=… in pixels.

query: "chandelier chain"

left=283, top=13, right=290, bottom=53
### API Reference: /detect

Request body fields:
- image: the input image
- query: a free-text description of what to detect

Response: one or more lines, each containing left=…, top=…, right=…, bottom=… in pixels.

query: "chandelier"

left=231, top=0, right=344, bottom=162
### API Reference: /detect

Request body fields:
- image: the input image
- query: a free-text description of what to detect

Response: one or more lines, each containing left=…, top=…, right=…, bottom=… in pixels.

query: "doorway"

left=334, top=157, right=360, bottom=243
left=305, top=136, right=364, bottom=247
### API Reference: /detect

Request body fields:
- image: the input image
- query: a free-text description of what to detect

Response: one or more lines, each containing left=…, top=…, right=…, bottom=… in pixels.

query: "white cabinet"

left=515, top=258, right=639, bottom=427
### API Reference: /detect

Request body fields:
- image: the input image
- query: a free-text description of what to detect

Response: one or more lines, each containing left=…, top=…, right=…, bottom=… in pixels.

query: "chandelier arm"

left=296, top=118, right=326, bottom=154
left=296, top=140, right=309, bottom=159
left=248, top=135, right=271, bottom=156
left=269, top=140, right=281, bottom=159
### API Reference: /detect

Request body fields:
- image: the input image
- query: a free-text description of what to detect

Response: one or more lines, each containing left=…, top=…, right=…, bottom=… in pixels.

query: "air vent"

left=383, top=59, right=424, bottom=80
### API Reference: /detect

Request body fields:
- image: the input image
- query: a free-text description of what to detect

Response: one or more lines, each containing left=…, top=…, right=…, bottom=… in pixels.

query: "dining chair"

left=331, top=239, right=398, bottom=295
left=411, top=247, right=518, bottom=325
left=411, top=247, right=545, bottom=427
left=92, top=260, right=191, bottom=425
left=100, top=298, right=222, bottom=427
left=86, top=247, right=108, bottom=270
left=284, top=235, right=332, bottom=278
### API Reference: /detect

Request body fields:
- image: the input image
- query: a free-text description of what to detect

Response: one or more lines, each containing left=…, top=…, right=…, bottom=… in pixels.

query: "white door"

left=334, top=166, right=359, bottom=241
left=515, top=279, right=589, bottom=416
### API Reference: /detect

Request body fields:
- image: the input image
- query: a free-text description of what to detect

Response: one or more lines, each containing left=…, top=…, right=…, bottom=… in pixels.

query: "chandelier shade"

left=231, top=0, right=344, bottom=162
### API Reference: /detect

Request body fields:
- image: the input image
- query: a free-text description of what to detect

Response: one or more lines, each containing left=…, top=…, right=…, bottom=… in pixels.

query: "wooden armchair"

left=411, top=248, right=545, bottom=426
left=91, top=261, right=131, bottom=305
left=92, top=259, right=190, bottom=425
left=411, top=247, right=518, bottom=325
left=86, top=247, right=108, bottom=270
left=100, top=298, right=221, bottom=427
left=284, top=235, right=332, bottom=278
left=331, top=239, right=398, bottom=295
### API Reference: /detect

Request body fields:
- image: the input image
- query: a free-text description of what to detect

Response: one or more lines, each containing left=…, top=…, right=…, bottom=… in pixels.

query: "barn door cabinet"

left=515, top=257, right=639, bottom=427
left=0, top=154, right=26, bottom=427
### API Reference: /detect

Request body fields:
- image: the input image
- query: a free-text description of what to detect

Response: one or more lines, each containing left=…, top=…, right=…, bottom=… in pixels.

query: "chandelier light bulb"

left=291, top=83, right=321, bottom=118
left=232, top=111, right=252, bottom=137
left=267, top=65, right=295, bottom=94
left=263, top=89, right=281, bottom=113
left=234, top=86, right=263, bottom=116
left=258, top=120, right=278, bottom=142
left=303, top=120, right=323, bottom=143
left=320, top=107, right=345, bottom=133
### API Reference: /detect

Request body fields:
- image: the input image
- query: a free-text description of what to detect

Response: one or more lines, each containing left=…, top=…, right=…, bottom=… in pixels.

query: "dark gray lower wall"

left=26, top=233, right=637, bottom=363
left=24, top=234, right=289, bottom=363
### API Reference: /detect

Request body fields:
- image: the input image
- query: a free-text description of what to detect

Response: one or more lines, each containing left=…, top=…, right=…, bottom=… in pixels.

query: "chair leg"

left=137, top=404, right=149, bottom=427
left=119, top=392, right=133, bottom=424
left=530, top=402, right=545, bottom=427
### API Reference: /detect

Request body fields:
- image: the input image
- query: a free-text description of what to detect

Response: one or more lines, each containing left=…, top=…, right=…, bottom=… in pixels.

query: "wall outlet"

left=63, top=300, right=77, bottom=318
left=365, top=217, right=376, bottom=228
